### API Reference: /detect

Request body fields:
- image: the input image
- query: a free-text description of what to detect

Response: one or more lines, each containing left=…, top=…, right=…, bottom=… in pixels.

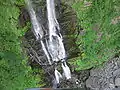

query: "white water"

left=25, top=0, right=71, bottom=85
left=25, top=0, right=52, bottom=65
left=61, top=61, right=71, bottom=79
left=46, top=0, right=71, bottom=82
left=46, top=0, right=66, bottom=62
left=54, top=68, right=62, bottom=84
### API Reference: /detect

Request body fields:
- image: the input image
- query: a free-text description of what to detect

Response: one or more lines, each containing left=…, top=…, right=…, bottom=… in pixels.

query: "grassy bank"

left=0, top=0, right=45, bottom=90
left=69, top=0, right=120, bottom=70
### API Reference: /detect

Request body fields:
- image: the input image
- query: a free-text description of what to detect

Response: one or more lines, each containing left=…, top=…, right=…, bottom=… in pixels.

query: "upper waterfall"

left=25, top=0, right=52, bottom=64
left=46, top=0, right=66, bottom=62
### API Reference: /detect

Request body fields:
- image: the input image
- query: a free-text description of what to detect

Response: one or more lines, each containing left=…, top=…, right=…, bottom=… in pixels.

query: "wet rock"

left=18, top=7, right=30, bottom=28
left=86, top=77, right=95, bottom=89
left=115, top=78, right=120, bottom=87
left=90, top=68, right=101, bottom=76
left=86, top=57, right=120, bottom=90
left=109, top=83, right=115, bottom=89
left=109, top=77, right=114, bottom=84
left=113, top=69, right=120, bottom=77
left=59, top=71, right=90, bottom=88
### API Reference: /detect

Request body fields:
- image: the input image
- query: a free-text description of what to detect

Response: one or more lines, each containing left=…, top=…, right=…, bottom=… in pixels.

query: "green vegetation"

left=0, top=0, right=120, bottom=89
left=0, top=0, right=45, bottom=90
left=69, top=0, right=120, bottom=70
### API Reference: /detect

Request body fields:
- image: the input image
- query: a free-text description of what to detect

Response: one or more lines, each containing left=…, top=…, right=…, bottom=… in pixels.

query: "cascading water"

left=25, top=0, right=71, bottom=87
left=25, top=0, right=52, bottom=65
left=46, top=0, right=66, bottom=62
left=46, top=0, right=71, bottom=82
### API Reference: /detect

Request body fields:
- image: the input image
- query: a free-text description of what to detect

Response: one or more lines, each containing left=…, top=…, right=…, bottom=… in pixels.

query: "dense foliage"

left=0, top=0, right=45, bottom=90
left=70, top=0, right=120, bottom=70
left=0, top=0, right=120, bottom=89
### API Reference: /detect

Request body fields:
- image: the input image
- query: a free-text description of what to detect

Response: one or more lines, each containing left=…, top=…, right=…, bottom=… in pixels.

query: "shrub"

left=0, top=0, right=44, bottom=89
left=69, top=0, right=120, bottom=70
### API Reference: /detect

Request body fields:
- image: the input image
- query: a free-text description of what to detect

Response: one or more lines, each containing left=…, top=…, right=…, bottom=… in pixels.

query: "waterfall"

left=46, top=0, right=66, bottom=62
left=46, top=0, right=71, bottom=82
left=25, top=0, right=71, bottom=87
left=25, top=0, right=52, bottom=65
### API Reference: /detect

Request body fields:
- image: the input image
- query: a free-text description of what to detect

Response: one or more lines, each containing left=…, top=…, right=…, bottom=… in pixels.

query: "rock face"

left=86, top=56, right=120, bottom=90
left=22, top=0, right=84, bottom=88
left=115, top=78, right=120, bottom=87
left=59, top=70, right=90, bottom=88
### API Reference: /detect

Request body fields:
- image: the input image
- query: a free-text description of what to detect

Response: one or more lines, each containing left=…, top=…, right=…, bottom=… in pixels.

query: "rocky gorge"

left=20, top=0, right=120, bottom=90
